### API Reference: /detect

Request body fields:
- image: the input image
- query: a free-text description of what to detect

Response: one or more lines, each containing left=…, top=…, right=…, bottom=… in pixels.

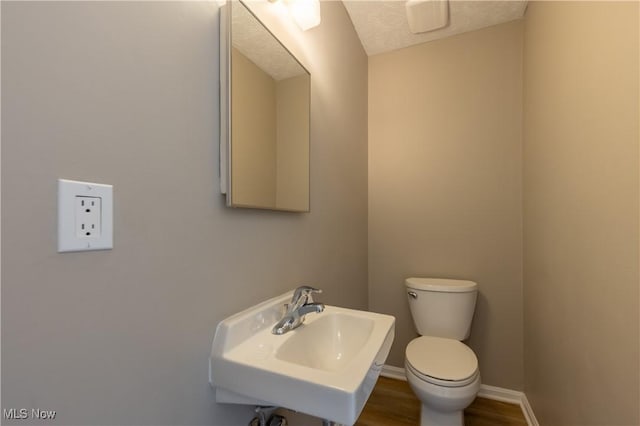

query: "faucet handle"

left=292, top=285, right=322, bottom=305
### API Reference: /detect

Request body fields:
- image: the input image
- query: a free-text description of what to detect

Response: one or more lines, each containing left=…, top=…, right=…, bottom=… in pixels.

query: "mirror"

left=220, top=1, right=310, bottom=212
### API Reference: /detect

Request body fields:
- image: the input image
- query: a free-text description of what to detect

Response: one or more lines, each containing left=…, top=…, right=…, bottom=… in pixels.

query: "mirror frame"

left=219, top=0, right=311, bottom=212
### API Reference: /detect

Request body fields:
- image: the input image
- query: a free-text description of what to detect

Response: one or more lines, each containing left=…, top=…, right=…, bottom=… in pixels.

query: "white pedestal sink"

left=209, top=291, right=395, bottom=425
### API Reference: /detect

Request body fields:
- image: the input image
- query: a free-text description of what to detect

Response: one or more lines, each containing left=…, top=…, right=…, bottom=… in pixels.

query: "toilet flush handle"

left=407, top=291, right=418, bottom=299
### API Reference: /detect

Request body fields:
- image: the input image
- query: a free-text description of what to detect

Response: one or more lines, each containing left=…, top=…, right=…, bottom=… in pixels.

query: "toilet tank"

left=405, top=278, right=478, bottom=340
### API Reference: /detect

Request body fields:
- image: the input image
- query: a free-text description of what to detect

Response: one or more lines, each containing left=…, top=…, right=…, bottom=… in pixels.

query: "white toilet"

left=404, top=277, right=480, bottom=426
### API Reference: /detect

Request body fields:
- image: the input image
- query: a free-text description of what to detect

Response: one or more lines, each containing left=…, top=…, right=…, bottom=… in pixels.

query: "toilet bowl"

left=405, top=336, right=480, bottom=425
left=404, top=278, right=480, bottom=426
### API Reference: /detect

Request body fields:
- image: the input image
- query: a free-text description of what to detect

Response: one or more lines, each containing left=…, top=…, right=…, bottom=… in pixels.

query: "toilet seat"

left=406, top=336, right=478, bottom=387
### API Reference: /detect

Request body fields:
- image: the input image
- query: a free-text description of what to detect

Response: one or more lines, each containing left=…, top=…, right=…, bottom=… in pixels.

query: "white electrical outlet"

left=75, top=196, right=101, bottom=238
left=58, top=179, right=113, bottom=252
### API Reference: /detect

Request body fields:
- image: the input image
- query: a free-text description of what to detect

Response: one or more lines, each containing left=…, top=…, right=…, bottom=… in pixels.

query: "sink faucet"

left=272, top=286, right=325, bottom=335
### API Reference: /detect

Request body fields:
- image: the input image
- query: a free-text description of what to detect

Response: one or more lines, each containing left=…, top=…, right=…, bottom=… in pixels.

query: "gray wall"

left=368, top=21, right=524, bottom=390
left=1, top=2, right=368, bottom=425
left=523, top=2, right=639, bottom=424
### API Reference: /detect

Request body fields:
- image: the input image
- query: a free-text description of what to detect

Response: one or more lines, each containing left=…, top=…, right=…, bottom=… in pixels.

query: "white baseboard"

left=520, top=392, right=540, bottom=426
left=477, top=383, right=522, bottom=404
left=380, top=365, right=539, bottom=426
left=381, top=364, right=407, bottom=381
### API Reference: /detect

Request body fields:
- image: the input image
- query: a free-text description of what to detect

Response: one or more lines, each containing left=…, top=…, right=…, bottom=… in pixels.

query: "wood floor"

left=356, top=377, right=528, bottom=426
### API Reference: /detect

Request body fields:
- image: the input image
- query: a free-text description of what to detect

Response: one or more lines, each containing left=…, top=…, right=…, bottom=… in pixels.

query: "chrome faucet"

left=272, top=286, right=325, bottom=335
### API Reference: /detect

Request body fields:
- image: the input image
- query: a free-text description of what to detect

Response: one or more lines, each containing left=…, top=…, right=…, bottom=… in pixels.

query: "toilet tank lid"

left=405, top=278, right=477, bottom=293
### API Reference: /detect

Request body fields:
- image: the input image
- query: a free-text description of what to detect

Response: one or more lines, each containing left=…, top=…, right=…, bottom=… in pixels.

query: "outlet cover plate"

left=58, top=179, right=113, bottom=252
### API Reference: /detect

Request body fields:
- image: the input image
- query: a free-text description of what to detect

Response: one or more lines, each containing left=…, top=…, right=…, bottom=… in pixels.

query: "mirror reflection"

left=227, top=1, right=310, bottom=212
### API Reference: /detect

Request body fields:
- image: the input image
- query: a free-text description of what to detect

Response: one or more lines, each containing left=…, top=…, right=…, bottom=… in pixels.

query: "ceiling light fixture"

left=270, top=0, right=321, bottom=31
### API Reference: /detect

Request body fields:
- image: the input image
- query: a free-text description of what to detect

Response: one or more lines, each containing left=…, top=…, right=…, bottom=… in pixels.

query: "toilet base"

left=420, top=403, right=464, bottom=426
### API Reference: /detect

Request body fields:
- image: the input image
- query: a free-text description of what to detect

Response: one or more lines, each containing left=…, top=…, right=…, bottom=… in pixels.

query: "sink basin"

left=209, top=291, right=395, bottom=425
left=275, top=313, right=375, bottom=372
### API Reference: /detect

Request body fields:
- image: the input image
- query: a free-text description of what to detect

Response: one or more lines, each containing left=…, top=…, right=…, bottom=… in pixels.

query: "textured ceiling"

left=342, top=0, right=528, bottom=56
left=232, top=1, right=307, bottom=81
